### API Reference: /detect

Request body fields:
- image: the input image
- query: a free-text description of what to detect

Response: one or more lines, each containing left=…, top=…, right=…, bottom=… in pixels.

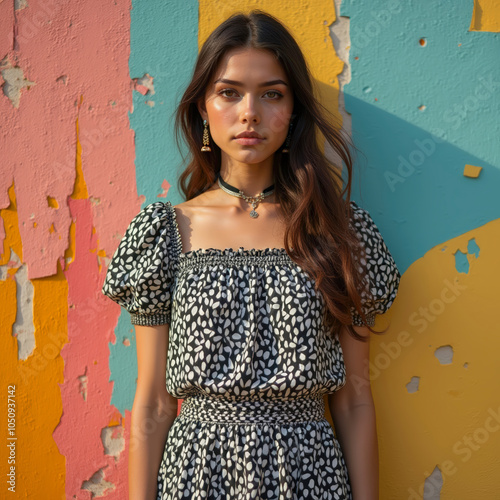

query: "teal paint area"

left=453, top=237, right=480, bottom=274
left=129, top=0, right=199, bottom=206
left=340, top=0, right=500, bottom=275
left=109, top=312, right=138, bottom=414
left=454, top=249, right=470, bottom=274
left=467, top=237, right=480, bottom=258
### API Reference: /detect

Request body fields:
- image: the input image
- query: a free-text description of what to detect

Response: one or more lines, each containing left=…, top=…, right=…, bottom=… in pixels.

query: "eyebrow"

left=214, top=78, right=288, bottom=87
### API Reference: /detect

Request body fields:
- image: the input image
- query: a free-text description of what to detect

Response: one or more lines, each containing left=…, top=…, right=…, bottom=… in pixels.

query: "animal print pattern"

left=102, top=200, right=400, bottom=499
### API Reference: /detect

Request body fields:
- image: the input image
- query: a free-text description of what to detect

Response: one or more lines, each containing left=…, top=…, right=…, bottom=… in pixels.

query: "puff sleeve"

left=349, top=201, right=401, bottom=326
left=102, top=202, right=178, bottom=326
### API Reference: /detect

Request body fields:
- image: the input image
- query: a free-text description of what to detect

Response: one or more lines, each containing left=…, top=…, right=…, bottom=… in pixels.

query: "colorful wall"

left=0, top=0, right=498, bottom=498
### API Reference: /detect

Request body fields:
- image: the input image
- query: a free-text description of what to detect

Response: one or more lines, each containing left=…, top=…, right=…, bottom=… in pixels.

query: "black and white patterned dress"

left=102, top=200, right=400, bottom=500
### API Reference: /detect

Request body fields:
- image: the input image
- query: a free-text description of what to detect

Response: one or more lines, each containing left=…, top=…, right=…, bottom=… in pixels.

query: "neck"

left=218, top=158, right=274, bottom=197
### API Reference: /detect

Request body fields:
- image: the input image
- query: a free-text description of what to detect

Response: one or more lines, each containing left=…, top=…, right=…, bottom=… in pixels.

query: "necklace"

left=217, top=172, right=275, bottom=218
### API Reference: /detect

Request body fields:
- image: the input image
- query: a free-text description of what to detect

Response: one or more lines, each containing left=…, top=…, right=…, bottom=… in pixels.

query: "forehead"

left=213, top=47, right=288, bottom=83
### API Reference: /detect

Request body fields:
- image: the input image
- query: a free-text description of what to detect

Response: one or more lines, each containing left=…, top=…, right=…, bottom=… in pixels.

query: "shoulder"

left=128, top=200, right=174, bottom=230
left=102, top=200, right=180, bottom=325
left=347, top=200, right=401, bottom=325
left=110, top=200, right=181, bottom=264
left=348, top=200, right=382, bottom=238
left=124, top=200, right=176, bottom=239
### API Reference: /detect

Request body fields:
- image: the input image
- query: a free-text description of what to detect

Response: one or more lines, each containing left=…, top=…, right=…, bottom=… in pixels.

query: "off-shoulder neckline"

left=164, top=200, right=292, bottom=260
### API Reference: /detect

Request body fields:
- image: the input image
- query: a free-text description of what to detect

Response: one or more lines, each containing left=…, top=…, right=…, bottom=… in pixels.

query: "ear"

left=197, top=98, right=208, bottom=122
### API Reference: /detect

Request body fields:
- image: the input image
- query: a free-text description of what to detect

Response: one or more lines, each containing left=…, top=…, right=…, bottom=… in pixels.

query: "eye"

left=219, top=89, right=238, bottom=98
left=264, top=90, right=283, bottom=99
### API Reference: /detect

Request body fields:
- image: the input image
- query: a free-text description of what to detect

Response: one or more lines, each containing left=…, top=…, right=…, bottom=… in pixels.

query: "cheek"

left=207, top=101, right=233, bottom=124
left=265, top=105, right=293, bottom=137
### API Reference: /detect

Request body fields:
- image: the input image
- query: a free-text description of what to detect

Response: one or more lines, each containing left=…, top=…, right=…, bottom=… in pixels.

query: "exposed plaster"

left=330, top=0, right=351, bottom=130
left=434, top=345, right=454, bottom=365
left=81, top=467, right=115, bottom=498
left=1, top=248, right=36, bottom=360
left=132, top=73, right=154, bottom=95
left=13, top=261, right=35, bottom=360
left=406, top=376, right=420, bottom=394
left=78, top=367, right=88, bottom=401
left=14, top=0, right=29, bottom=11
left=0, top=57, right=36, bottom=108
left=325, top=0, right=352, bottom=168
left=101, top=425, right=125, bottom=460
left=423, top=465, right=443, bottom=500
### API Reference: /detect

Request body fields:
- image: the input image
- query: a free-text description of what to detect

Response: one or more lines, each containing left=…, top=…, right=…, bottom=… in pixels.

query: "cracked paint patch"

left=406, top=376, right=420, bottom=394
left=0, top=248, right=20, bottom=280
left=467, top=238, right=480, bottom=258
left=454, top=237, right=480, bottom=273
left=423, top=465, right=443, bottom=500
left=157, top=179, right=170, bottom=198
left=78, top=367, right=88, bottom=401
left=132, top=73, right=154, bottom=95
left=81, top=467, right=115, bottom=497
left=47, top=196, right=59, bottom=209
left=1, top=247, right=36, bottom=360
left=14, top=0, right=28, bottom=10
left=12, top=262, right=35, bottom=360
left=55, top=75, right=68, bottom=85
left=434, top=345, right=454, bottom=365
left=454, top=249, right=469, bottom=274
left=0, top=57, right=36, bottom=108
left=101, top=425, right=125, bottom=461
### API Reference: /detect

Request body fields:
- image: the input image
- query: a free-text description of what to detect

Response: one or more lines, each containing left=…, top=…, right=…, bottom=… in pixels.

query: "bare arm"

left=129, top=323, right=180, bottom=500
left=328, top=325, right=379, bottom=500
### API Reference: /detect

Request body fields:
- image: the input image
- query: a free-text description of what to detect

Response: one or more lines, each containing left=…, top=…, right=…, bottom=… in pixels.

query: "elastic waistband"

left=178, top=395, right=326, bottom=425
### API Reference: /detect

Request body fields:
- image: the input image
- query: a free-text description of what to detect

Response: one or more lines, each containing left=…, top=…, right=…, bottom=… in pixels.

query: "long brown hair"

left=175, top=10, right=382, bottom=341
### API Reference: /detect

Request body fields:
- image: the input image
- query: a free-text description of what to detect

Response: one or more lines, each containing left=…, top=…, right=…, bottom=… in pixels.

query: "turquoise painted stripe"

left=340, top=0, right=500, bottom=274
left=129, top=0, right=199, bottom=206
left=109, top=311, right=138, bottom=414
left=111, top=0, right=199, bottom=414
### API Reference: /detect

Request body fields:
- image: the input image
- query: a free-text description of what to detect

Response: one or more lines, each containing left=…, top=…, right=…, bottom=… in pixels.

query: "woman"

left=103, top=10, right=400, bottom=500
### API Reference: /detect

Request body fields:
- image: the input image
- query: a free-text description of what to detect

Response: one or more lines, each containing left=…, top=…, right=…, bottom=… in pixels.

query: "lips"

left=235, top=131, right=263, bottom=139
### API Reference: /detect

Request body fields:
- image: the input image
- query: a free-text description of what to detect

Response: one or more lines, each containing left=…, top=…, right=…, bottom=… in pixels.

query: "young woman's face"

left=198, top=47, right=294, bottom=167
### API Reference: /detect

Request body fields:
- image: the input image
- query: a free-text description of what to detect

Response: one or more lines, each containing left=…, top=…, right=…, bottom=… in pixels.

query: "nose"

left=239, top=94, right=260, bottom=124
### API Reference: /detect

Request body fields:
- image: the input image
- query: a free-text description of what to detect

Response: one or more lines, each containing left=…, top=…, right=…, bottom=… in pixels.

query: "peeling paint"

left=423, top=465, right=443, bottom=500
left=101, top=425, right=125, bottom=460
left=156, top=179, right=171, bottom=198
left=434, top=345, right=454, bottom=365
left=12, top=262, right=35, bottom=360
left=467, top=238, right=480, bottom=258
left=1, top=0, right=499, bottom=498
left=14, top=0, right=29, bottom=11
left=406, top=376, right=420, bottom=394
left=0, top=57, right=36, bottom=108
left=454, top=249, right=469, bottom=274
left=47, top=196, right=59, bottom=209
left=454, top=237, right=481, bottom=274
left=133, top=73, right=154, bottom=95
left=78, top=367, right=88, bottom=401
left=81, top=467, right=115, bottom=497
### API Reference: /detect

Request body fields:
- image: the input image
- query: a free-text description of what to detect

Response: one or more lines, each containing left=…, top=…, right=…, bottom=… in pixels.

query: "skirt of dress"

left=156, top=395, right=352, bottom=500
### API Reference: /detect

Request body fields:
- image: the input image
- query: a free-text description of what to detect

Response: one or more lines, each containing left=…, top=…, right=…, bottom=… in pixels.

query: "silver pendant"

left=250, top=210, right=259, bottom=218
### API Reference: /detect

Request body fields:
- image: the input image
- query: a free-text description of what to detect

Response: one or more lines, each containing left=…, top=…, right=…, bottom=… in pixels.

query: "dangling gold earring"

left=201, top=119, right=211, bottom=152
left=282, top=120, right=293, bottom=153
